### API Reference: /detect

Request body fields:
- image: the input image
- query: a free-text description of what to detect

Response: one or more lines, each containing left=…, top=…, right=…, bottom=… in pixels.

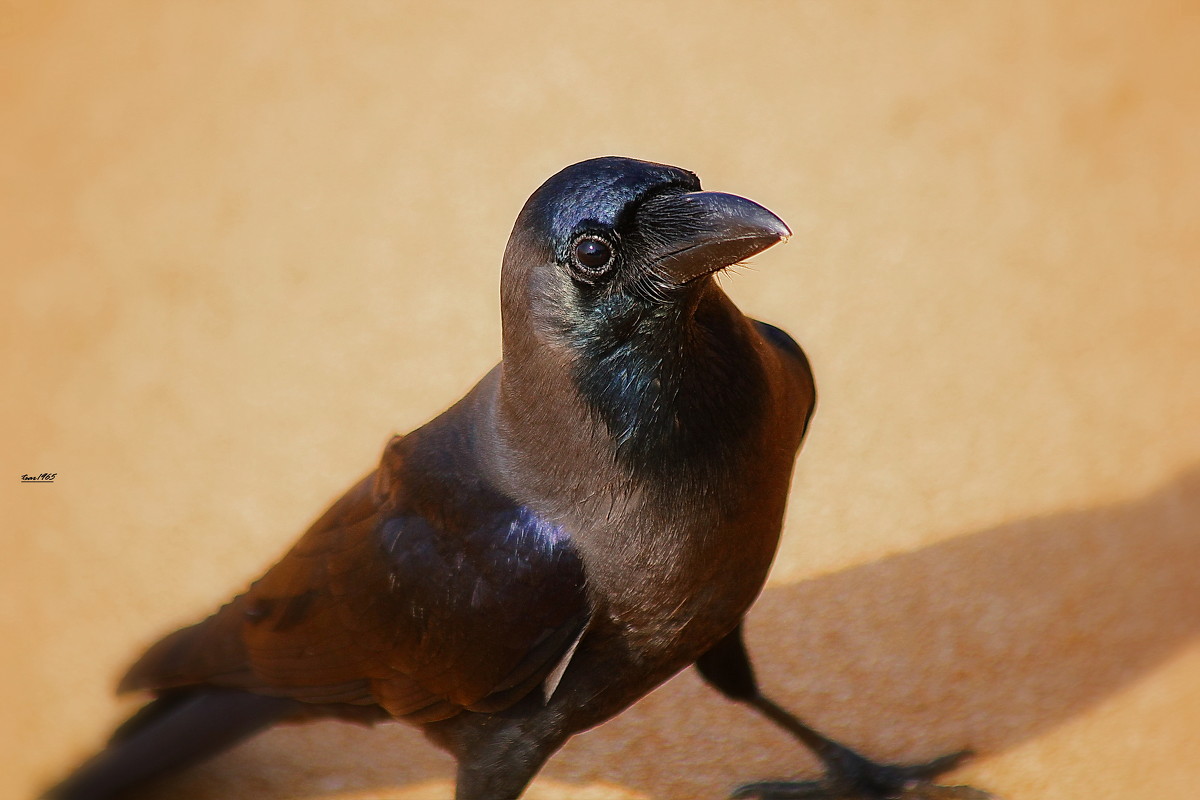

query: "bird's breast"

left=563, top=476, right=787, bottom=662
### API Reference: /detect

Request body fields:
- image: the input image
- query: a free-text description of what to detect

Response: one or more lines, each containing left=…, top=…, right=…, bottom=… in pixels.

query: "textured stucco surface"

left=4, top=3, right=1199, bottom=799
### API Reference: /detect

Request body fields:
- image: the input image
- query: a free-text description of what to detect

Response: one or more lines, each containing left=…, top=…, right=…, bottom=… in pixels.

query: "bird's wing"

left=753, top=318, right=817, bottom=426
left=121, top=430, right=590, bottom=722
left=752, top=320, right=811, bottom=377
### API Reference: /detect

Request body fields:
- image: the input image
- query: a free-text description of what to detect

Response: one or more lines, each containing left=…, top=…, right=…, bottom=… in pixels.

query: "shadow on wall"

left=742, top=462, right=1200, bottom=759
left=139, top=465, right=1200, bottom=798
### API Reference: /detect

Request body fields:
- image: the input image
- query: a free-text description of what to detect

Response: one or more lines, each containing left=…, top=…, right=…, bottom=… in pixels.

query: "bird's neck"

left=574, top=287, right=767, bottom=472
left=495, top=282, right=768, bottom=498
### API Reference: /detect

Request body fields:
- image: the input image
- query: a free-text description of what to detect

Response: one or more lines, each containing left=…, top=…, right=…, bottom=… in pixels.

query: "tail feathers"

left=43, top=690, right=297, bottom=800
left=118, top=606, right=254, bottom=695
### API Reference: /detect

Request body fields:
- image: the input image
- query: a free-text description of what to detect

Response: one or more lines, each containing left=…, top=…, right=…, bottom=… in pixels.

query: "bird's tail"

left=43, top=689, right=297, bottom=800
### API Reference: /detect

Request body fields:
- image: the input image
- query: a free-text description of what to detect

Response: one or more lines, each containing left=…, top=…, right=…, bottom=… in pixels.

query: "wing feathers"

left=120, top=426, right=590, bottom=725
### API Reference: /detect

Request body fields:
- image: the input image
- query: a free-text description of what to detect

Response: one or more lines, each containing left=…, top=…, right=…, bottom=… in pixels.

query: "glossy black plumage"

left=47, top=156, right=990, bottom=800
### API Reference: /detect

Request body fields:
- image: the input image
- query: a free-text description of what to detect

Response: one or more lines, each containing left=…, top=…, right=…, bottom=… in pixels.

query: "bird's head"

left=501, top=156, right=791, bottom=343
left=497, top=156, right=792, bottom=467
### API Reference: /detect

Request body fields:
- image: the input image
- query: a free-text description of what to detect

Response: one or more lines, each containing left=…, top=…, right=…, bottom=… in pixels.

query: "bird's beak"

left=639, top=191, right=791, bottom=285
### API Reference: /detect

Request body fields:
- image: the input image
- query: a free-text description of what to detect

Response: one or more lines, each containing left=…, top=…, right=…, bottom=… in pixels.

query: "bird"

left=46, top=156, right=992, bottom=800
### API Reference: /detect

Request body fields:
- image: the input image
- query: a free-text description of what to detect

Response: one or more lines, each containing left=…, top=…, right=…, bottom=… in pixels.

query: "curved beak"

left=638, top=191, right=791, bottom=285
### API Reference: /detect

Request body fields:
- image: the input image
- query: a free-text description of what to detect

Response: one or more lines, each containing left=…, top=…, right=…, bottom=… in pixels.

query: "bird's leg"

left=732, top=693, right=986, bottom=800
left=695, top=626, right=996, bottom=800
left=426, top=707, right=570, bottom=800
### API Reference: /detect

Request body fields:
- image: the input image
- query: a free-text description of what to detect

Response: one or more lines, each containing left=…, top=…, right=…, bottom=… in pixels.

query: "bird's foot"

left=733, top=749, right=996, bottom=800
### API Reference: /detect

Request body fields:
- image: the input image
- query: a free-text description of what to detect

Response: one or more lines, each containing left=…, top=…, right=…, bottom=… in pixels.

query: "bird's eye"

left=573, top=237, right=613, bottom=272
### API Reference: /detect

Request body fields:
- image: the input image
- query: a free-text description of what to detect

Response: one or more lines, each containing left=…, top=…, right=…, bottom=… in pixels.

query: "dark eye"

left=573, top=237, right=612, bottom=272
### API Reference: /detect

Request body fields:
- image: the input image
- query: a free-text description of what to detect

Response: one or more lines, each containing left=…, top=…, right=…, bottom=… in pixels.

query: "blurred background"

left=3, top=3, right=1199, bottom=799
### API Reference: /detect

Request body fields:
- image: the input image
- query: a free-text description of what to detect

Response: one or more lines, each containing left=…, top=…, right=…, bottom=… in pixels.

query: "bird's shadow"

left=169, top=465, right=1200, bottom=799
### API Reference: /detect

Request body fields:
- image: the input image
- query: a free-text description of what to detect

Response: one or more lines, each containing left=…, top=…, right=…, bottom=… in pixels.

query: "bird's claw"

left=732, top=749, right=997, bottom=800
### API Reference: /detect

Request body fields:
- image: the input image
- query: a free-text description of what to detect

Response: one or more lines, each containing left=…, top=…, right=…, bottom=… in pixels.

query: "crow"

left=47, top=156, right=989, bottom=800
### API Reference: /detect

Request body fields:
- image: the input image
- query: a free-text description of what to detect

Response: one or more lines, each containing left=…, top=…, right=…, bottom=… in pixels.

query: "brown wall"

left=4, top=3, right=1198, bottom=799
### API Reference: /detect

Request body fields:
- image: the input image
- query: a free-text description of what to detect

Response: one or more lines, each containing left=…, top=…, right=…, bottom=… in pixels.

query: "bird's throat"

left=569, top=288, right=768, bottom=475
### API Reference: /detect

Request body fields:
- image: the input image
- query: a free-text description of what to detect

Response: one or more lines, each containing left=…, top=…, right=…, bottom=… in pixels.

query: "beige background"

left=4, top=3, right=1199, bottom=799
